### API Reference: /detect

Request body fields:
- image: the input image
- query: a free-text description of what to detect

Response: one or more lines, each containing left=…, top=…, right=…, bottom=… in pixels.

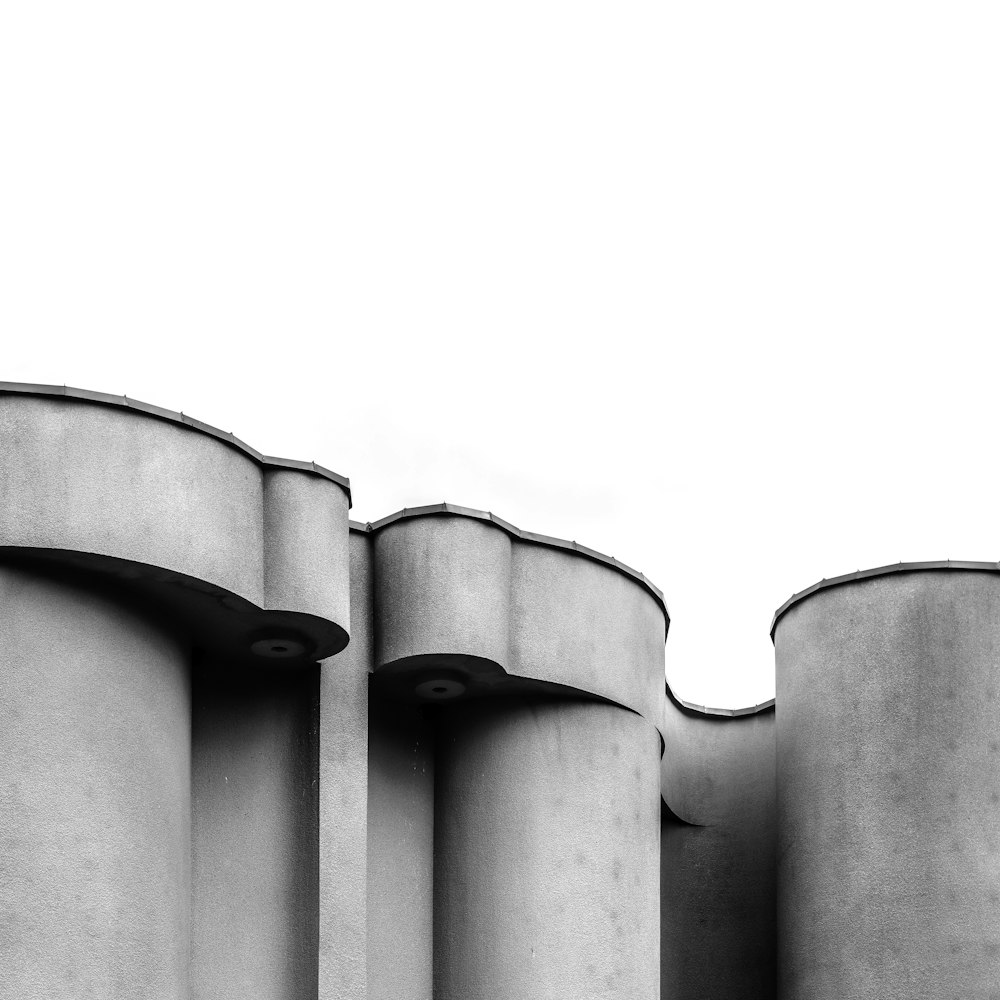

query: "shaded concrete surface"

left=508, top=543, right=666, bottom=729
left=660, top=705, right=776, bottom=999
left=367, top=701, right=435, bottom=1000
left=318, top=532, right=372, bottom=1000
left=0, top=393, right=351, bottom=640
left=776, top=571, right=1000, bottom=999
left=191, top=666, right=320, bottom=1000
left=433, top=699, right=661, bottom=1000
left=0, top=565, right=191, bottom=999
left=368, top=511, right=666, bottom=734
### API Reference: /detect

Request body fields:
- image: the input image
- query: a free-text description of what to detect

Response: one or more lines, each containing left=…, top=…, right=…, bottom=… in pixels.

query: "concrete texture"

left=264, top=467, right=350, bottom=628
left=367, top=701, right=435, bottom=1000
left=365, top=512, right=668, bottom=999
left=433, top=699, right=661, bottom=1000
left=775, top=570, right=1000, bottom=999
left=3, top=383, right=827, bottom=1000
left=660, top=704, right=776, bottom=999
left=0, top=393, right=265, bottom=601
left=367, top=510, right=666, bottom=733
left=318, top=531, right=372, bottom=1000
left=191, top=665, right=320, bottom=1000
left=0, top=392, right=351, bottom=651
left=374, top=515, right=512, bottom=670
left=508, top=542, right=665, bottom=728
left=0, top=565, right=191, bottom=999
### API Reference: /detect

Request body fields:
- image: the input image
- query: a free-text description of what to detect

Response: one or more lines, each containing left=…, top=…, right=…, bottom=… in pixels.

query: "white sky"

left=3, top=1, right=998, bottom=708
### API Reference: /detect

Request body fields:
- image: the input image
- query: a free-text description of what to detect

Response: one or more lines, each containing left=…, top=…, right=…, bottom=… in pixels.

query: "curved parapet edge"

left=661, top=682, right=775, bottom=819
left=0, top=383, right=352, bottom=661
left=0, top=382, right=352, bottom=502
left=351, top=512, right=778, bottom=723
left=770, top=559, right=1000, bottom=640
left=666, top=682, right=775, bottom=719
left=350, top=504, right=668, bottom=734
left=348, top=503, right=668, bottom=629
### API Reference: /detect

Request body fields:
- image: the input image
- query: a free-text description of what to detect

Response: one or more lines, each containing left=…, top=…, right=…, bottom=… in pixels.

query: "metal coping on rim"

left=770, top=559, right=1000, bottom=640
left=348, top=503, right=669, bottom=626
left=666, top=681, right=775, bottom=719
left=0, top=382, right=352, bottom=504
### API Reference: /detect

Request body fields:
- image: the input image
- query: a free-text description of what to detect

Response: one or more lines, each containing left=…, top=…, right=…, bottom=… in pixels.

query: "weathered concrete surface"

left=318, top=531, right=372, bottom=1000
left=263, top=467, right=350, bottom=627
left=191, top=666, right=319, bottom=1000
left=434, top=699, right=661, bottom=1000
left=508, top=542, right=665, bottom=728
left=0, top=394, right=264, bottom=600
left=661, top=704, right=776, bottom=999
left=776, top=570, right=1000, bottom=999
left=0, top=394, right=350, bottom=637
left=373, top=516, right=512, bottom=670
left=369, top=512, right=665, bottom=731
left=367, top=701, right=435, bottom=1000
left=0, top=565, right=191, bottom=999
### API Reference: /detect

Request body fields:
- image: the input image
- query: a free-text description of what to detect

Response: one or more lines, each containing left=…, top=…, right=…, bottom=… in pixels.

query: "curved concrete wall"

left=362, top=509, right=669, bottom=999
left=0, top=565, right=191, bottom=999
left=374, top=515, right=512, bottom=670
left=509, top=543, right=665, bottom=727
left=775, top=569, right=1000, bottom=999
left=0, top=385, right=356, bottom=999
left=660, top=701, right=776, bottom=999
left=0, top=387, right=352, bottom=656
left=0, top=393, right=264, bottom=600
left=434, top=699, right=661, bottom=1000
left=264, top=467, right=350, bottom=626
left=365, top=507, right=667, bottom=732
left=4, top=385, right=709, bottom=999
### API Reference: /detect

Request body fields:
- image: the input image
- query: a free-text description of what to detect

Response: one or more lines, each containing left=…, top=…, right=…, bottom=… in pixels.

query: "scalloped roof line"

left=0, top=382, right=352, bottom=504
left=349, top=503, right=669, bottom=625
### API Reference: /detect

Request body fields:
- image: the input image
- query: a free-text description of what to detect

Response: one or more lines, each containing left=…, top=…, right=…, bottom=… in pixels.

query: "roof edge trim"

left=0, top=382, right=352, bottom=504
left=770, top=559, right=1000, bottom=640
left=665, top=680, right=775, bottom=719
left=349, top=503, right=669, bottom=626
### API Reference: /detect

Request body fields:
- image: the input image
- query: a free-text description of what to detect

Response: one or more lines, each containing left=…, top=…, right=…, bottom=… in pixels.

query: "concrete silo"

left=0, top=384, right=671, bottom=1000
left=0, top=384, right=353, bottom=1000
left=773, top=564, right=1000, bottom=1000
left=361, top=505, right=668, bottom=1000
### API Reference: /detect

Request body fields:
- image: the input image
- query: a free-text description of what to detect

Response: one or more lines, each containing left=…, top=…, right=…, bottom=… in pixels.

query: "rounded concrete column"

left=0, top=565, right=191, bottom=999
left=775, top=568, right=1000, bottom=1000
left=434, top=698, right=661, bottom=1000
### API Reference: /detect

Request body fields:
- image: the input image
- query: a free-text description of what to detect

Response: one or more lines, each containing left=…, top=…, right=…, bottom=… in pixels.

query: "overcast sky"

left=3, top=1, right=998, bottom=708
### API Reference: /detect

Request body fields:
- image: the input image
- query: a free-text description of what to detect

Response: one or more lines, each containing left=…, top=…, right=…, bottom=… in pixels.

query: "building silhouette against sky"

left=1, top=383, right=993, bottom=999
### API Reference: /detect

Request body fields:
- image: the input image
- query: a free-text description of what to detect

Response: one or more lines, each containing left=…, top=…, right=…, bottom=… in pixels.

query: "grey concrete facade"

left=4, top=382, right=994, bottom=998
left=774, top=567, right=1000, bottom=999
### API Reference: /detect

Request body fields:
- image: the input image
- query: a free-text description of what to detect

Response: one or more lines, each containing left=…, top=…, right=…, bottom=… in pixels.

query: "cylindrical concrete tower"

left=0, top=383, right=354, bottom=1000
left=361, top=504, right=669, bottom=1000
left=0, top=565, right=191, bottom=998
left=434, top=698, right=661, bottom=1000
left=2, top=387, right=681, bottom=998
left=773, top=564, right=1000, bottom=999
